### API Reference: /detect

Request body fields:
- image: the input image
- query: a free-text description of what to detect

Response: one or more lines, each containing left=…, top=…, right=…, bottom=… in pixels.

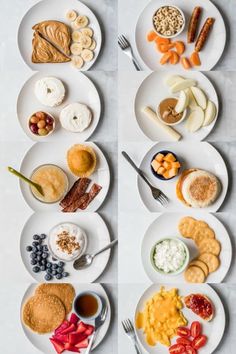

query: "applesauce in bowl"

left=30, top=164, right=69, bottom=203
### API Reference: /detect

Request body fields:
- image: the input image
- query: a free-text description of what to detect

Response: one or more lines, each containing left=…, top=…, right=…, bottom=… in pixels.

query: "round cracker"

left=178, top=217, right=196, bottom=238
left=193, top=226, right=215, bottom=244
left=198, top=238, right=221, bottom=256
left=22, top=294, right=65, bottom=334
left=184, top=266, right=205, bottom=283
left=189, top=259, right=209, bottom=277
left=198, top=253, right=220, bottom=273
left=35, top=283, right=75, bottom=314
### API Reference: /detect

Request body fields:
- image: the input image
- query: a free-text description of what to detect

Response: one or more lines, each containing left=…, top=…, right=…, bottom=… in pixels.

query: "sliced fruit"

left=175, top=41, right=185, bottom=55
left=169, top=343, right=186, bottom=353
left=69, top=313, right=79, bottom=325
left=175, top=90, right=189, bottom=113
left=72, top=31, right=83, bottom=42
left=146, top=30, right=157, bottom=42
left=165, top=75, right=184, bottom=87
left=50, top=338, right=65, bottom=354
left=53, top=333, right=69, bottom=343
left=81, top=49, right=94, bottom=62
left=191, top=86, right=207, bottom=109
left=55, top=321, right=70, bottom=334
left=185, top=106, right=205, bottom=132
left=157, top=43, right=171, bottom=53
left=181, top=57, right=192, bottom=70
left=160, top=51, right=172, bottom=65
left=155, top=35, right=170, bottom=45
left=169, top=51, right=180, bottom=65
left=185, top=346, right=197, bottom=354
left=192, top=335, right=207, bottom=349
left=81, top=27, right=93, bottom=37
left=89, top=40, right=97, bottom=50
left=190, top=51, right=201, bottom=66
left=170, top=79, right=196, bottom=93
left=72, top=56, right=84, bottom=69
left=64, top=342, right=80, bottom=352
left=203, top=100, right=216, bottom=126
left=75, top=338, right=89, bottom=349
left=70, top=42, right=83, bottom=55
left=176, top=337, right=192, bottom=346
left=84, top=324, right=94, bottom=336
left=191, top=321, right=202, bottom=338
left=80, top=35, right=92, bottom=48
left=76, top=321, right=88, bottom=334
left=66, top=9, right=77, bottom=22
left=185, top=88, right=198, bottom=109
left=73, top=15, right=89, bottom=29
left=176, top=326, right=191, bottom=338
left=69, top=333, right=87, bottom=345
left=60, top=323, right=76, bottom=335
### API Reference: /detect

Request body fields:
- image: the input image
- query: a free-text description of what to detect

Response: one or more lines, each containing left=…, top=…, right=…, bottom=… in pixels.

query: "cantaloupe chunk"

left=155, top=153, right=164, bottom=162
left=163, top=153, right=176, bottom=162
left=151, top=160, right=161, bottom=171
left=163, top=170, right=170, bottom=179
left=169, top=168, right=178, bottom=178
left=163, top=161, right=172, bottom=170
left=158, top=166, right=166, bottom=175
left=172, top=161, right=181, bottom=168
left=147, top=31, right=157, bottom=42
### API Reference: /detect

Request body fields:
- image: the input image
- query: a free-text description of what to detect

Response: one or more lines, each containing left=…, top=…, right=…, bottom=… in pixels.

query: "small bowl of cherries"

left=28, top=111, right=55, bottom=137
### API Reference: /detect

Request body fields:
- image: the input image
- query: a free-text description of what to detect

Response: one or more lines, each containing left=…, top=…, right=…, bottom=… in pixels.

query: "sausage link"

left=187, top=6, right=202, bottom=43
left=195, top=18, right=215, bottom=52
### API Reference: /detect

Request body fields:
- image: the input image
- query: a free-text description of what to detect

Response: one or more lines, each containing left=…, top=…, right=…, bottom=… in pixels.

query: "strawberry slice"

left=55, top=321, right=70, bottom=334
left=53, top=333, right=69, bottom=343
left=60, top=323, right=76, bottom=335
left=64, top=342, right=80, bottom=352
left=76, top=322, right=87, bottom=334
left=69, top=333, right=87, bottom=345
left=84, top=325, right=94, bottom=336
left=69, top=313, right=80, bottom=325
left=75, top=338, right=89, bottom=349
left=50, top=338, right=65, bottom=353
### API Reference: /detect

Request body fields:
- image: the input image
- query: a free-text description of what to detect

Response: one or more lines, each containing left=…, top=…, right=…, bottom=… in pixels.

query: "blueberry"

left=58, top=261, right=65, bottom=267
left=30, top=253, right=37, bottom=259
left=43, top=245, right=49, bottom=252
left=62, top=272, right=69, bottom=277
left=33, top=234, right=40, bottom=240
left=57, top=267, right=63, bottom=274
left=40, top=233, right=47, bottom=240
left=26, top=246, right=32, bottom=252
left=52, top=257, right=58, bottom=261
left=32, top=241, right=39, bottom=247
left=56, top=274, right=62, bottom=280
left=37, top=255, right=42, bottom=262
left=46, top=268, right=52, bottom=275
left=42, top=252, right=49, bottom=259
left=40, top=265, right=46, bottom=271
left=41, top=259, right=47, bottom=265
left=45, top=274, right=52, bottom=281
left=32, top=247, right=37, bottom=253
left=52, top=270, right=57, bottom=276
left=46, top=262, right=52, bottom=268
left=30, top=259, right=37, bottom=265
left=32, top=266, right=40, bottom=273
left=52, top=264, right=58, bottom=270
left=37, top=245, right=43, bottom=251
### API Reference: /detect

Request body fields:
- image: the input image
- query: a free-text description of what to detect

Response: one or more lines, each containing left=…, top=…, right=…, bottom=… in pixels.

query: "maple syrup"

left=75, top=293, right=99, bottom=318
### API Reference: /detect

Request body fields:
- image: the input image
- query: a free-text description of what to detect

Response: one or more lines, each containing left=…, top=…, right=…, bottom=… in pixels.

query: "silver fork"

left=118, top=35, right=142, bottom=71
left=122, top=151, right=168, bottom=206
left=122, top=319, right=142, bottom=354
left=85, top=305, right=108, bottom=354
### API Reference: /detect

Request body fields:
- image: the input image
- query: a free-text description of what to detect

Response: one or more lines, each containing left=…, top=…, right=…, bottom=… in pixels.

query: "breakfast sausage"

left=195, top=18, right=215, bottom=52
left=187, top=7, right=202, bottom=43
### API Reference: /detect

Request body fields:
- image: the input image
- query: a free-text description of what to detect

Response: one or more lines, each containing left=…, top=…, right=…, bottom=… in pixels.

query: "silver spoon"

left=73, top=239, right=118, bottom=270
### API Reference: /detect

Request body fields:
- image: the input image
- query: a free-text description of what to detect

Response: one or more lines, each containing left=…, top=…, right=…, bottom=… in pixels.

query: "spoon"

left=73, top=239, right=118, bottom=270
left=8, top=166, right=44, bottom=196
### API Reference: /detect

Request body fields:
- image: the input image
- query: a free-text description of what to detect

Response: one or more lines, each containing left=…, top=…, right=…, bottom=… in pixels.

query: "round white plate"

left=135, top=70, right=219, bottom=142
left=17, top=68, right=101, bottom=142
left=18, top=0, right=102, bottom=71
left=137, top=142, right=228, bottom=212
left=20, top=141, right=110, bottom=212
left=20, top=212, right=111, bottom=283
left=134, top=283, right=225, bottom=354
left=135, top=0, right=226, bottom=71
left=142, top=212, right=232, bottom=283
left=21, top=283, right=111, bottom=354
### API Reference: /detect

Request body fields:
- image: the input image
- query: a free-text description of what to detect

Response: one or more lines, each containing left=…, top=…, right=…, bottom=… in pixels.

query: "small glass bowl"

left=28, top=111, right=56, bottom=138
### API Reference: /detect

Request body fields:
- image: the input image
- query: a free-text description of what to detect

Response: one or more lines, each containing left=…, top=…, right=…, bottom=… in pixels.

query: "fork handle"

left=85, top=331, right=96, bottom=354
left=132, top=56, right=142, bottom=71
left=122, top=151, right=152, bottom=188
left=134, top=341, right=142, bottom=354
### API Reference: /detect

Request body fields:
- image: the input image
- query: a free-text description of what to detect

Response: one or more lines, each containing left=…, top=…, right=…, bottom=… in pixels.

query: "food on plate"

left=151, top=239, right=189, bottom=274
left=189, top=260, right=209, bottom=277
left=184, top=265, right=205, bottom=283
left=60, top=103, right=92, bottom=132
left=66, top=9, right=77, bottom=22
left=136, top=287, right=187, bottom=346
left=32, top=31, right=71, bottom=63
left=170, top=79, right=197, bottom=93
left=152, top=6, right=185, bottom=38
left=151, top=151, right=181, bottom=180
left=178, top=216, right=215, bottom=240
left=198, top=253, right=220, bottom=273
left=33, top=21, right=71, bottom=56
left=191, top=87, right=207, bottom=109
left=22, top=293, right=66, bottom=334
left=36, top=283, right=75, bottom=314
left=187, top=7, right=202, bottom=43
left=26, top=232, right=69, bottom=281
left=185, top=106, right=205, bottom=132
left=176, top=169, right=221, bottom=208
left=29, top=111, right=55, bottom=137
left=157, top=98, right=185, bottom=125
left=60, top=178, right=91, bottom=208
left=203, top=100, right=217, bottom=126
left=195, top=18, right=215, bottom=52
left=48, top=223, right=87, bottom=261
left=74, top=292, right=101, bottom=319
left=34, top=77, right=65, bottom=107
left=73, top=15, right=89, bottom=29
left=71, top=55, right=84, bottom=69
left=184, top=293, right=214, bottom=321
left=175, top=41, right=185, bottom=55
left=175, top=91, right=189, bottom=114
left=198, top=238, right=221, bottom=256
left=181, top=57, right=192, bottom=70
left=142, top=107, right=182, bottom=141
left=190, top=51, right=201, bottom=66
left=67, top=144, right=96, bottom=177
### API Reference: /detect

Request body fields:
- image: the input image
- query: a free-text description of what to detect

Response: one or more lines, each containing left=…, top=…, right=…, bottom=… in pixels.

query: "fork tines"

left=118, top=34, right=129, bottom=49
left=158, top=193, right=169, bottom=206
left=122, top=319, right=134, bottom=334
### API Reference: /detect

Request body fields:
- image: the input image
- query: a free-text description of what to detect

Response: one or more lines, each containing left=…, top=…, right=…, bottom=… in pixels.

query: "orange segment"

left=190, top=51, right=201, bottom=66
left=169, top=50, right=180, bottom=65
left=160, top=51, right=173, bottom=65
left=155, top=35, right=170, bottom=45
left=146, top=31, right=157, bottom=42
left=175, top=41, right=185, bottom=55
left=157, top=43, right=174, bottom=53
left=181, top=57, right=192, bottom=70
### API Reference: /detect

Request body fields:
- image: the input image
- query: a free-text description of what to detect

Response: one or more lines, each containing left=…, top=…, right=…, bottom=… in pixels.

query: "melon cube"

left=163, top=153, right=176, bottom=162
left=172, top=161, right=181, bottom=168
left=163, top=170, right=170, bottom=179
left=163, top=161, right=172, bottom=170
left=151, top=160, right=161, bottom=172
left=168, top=168, right=178, bottom=178
left=155, top=153, right=164, bottom=162
left=157, top=166, right=166, bottom=175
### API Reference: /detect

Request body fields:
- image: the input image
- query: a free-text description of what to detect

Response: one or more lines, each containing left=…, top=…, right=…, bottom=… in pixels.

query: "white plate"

left=134, top=283, right=225, bottom=354
left=137, top=142, right=228, bottom=212
left=135, top=71, right=218, bottom=141
left=21, top=283, right=111, bottom=354
left=20, top=212, right=111, bottom=283
left=142, top=212, right=232, bottom=283
left=17, top=68, right=101, bottom=142
left=135, top=0, right=226, bottom=71
left=20, top=141, right=110, bottom=212
left=18, top=0, right=102, bottom=71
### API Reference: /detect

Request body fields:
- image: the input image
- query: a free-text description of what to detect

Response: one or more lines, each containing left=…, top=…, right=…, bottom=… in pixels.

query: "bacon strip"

left=60, top=178, right=91, bottom=209
left=62, top=193, right=90, bottom=212
left=195, top=18, right=215, bottom=52
left=79, top=183, right=102, bottom=210
left=187, top=7, right=202, bottom=43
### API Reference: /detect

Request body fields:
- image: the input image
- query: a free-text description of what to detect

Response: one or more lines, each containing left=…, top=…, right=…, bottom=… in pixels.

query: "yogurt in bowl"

left=48, top=223, right=87, bottom=262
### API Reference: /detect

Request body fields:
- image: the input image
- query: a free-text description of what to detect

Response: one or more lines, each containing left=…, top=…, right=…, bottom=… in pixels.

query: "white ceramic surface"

left=20, top=212, right=111, bottom=283
left=20, top=141, right=110, bottom=212
left=142, top=212, right=232, bottom=283
left=21, top=283, right=111, bottom=354
left=135, top=70, right=219, bottom=141
left=18, top=0, right=102, bottom=71
left=135, top=0, right=226, bottom=71
left=137, top=142, right=228, bottom=212
left=17, top=68, right=101, bottom=142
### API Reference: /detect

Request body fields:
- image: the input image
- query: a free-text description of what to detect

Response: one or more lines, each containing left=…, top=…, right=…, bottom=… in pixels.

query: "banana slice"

left=70, top=43, right=83, bottom=55
left=73, top=15, right=89, bottom=29
left=81, top=49, right=94, bottom=62
left=72, top=31, right=83, bottom=43
left=80, top=35, right=92, bottom=49
left=89, top=40, right=96, bottom=51
left=66, top=9, right=77, bottom=22
left=81, top=27, right=94, bottom=37
left=71, top=56, right=84, bottom=69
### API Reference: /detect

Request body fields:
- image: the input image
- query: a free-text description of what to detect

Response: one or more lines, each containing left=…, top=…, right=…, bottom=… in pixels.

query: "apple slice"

left=185, top=106, right=204, bottom=132
left=185, top=88, right=198, bottom=109
left=203, top=100, right=216, bottom=126
left=175, top=90, right=189, bottom=113
left=165, top=75, right=184, bottom=87
left=170, top=79, right=197, bottom=93
left=191, top=86, right=207, bottom=110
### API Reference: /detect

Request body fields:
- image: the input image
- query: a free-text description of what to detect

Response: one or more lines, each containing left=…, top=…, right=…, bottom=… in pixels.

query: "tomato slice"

left=192, top=335, right=207, bottom=349
left=177, top=327, right=191, bottom=338
left=176, top=337, right=192, bottom=346
left=169, top=343, right=186, bottom=353
left=185, top=346, right=197, bottom=354
left=190, top=321, right=202, bottom=338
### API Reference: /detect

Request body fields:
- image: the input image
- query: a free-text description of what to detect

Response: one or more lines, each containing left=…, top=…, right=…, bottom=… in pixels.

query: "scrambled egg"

left=136, top=287, right=187, bottom=347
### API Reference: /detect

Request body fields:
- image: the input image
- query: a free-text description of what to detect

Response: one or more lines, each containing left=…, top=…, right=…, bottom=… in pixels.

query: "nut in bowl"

left=152, top=5, right=186, bottom=39
left=151, top=150, right=181, bottom=180
left=150, top=237, right=190, bottom=275
left=28, top=111, right=55, bottom=137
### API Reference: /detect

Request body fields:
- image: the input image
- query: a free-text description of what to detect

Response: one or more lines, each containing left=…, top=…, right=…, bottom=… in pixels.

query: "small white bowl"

left=156, top=97, right=187, bottom=126
left=152, top=5, right=186, bottom=39
left=73, top=291, right=103, bottom=321
left=28, top=111, right=56, bottom=138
